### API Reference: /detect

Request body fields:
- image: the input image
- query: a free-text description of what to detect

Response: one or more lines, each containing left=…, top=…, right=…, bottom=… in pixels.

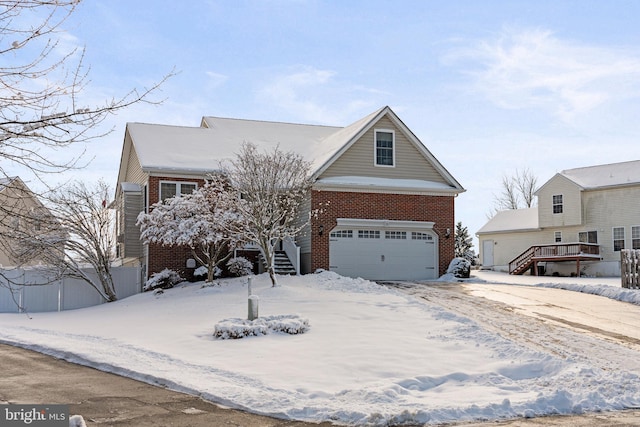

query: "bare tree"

left=491, top=168, right=538, bottom=215
left=137, top=175, right=247, bottom=283
left=223, top=142, right=313, bottom=287
left=0, top=1, right=172, bottom=183
left=8, top=180, right=118, bottom=302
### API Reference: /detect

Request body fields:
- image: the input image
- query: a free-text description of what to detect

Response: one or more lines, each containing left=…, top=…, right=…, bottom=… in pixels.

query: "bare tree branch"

left=222, top=142, right=313, bottom=287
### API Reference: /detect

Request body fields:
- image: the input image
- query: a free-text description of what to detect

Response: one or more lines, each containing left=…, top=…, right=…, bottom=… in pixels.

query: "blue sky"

left=27, top=0, right=640, bottom=248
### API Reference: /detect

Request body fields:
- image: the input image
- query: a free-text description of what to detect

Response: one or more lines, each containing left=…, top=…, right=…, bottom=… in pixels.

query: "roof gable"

left=118, top=107, right=464, bottom=194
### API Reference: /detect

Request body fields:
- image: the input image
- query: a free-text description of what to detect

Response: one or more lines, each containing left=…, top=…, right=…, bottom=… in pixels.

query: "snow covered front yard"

left=1, top=271, right=640, bottom=425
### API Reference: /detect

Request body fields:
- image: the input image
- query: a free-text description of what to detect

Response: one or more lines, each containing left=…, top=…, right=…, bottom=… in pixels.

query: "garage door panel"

left=329, top=227, right=437, bottom=281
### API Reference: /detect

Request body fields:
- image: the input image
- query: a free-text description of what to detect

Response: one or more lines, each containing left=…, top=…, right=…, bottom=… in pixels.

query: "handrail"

left=282, top=236, right=300, bottom=275
left=509, top=243, right=600, bottom=274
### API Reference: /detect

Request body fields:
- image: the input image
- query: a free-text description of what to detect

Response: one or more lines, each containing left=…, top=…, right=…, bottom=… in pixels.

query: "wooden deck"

left=509, top=243, right=601, bottom=275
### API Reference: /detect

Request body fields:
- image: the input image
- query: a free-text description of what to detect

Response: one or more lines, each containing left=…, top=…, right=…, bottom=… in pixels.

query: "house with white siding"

left=476, top=160, right=640, bottom=277
left=114, top=106, right=465, bottom=281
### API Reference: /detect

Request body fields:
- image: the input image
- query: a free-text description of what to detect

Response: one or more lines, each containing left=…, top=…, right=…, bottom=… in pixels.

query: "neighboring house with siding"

left=0, top=177, right=53, bottom=267
left=476, top=160, right=640, bottom=277
left=114, top=106, right=465, bottom=281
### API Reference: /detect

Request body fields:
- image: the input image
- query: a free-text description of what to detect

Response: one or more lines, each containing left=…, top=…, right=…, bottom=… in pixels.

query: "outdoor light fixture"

left=319, top=224, right=324, bottom=235
left=445, top=228, right=451, bottom=238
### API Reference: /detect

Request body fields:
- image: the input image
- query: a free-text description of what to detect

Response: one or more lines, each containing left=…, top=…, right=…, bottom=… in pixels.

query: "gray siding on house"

left=122, top=188, right=143, bottom=258
left=319, top=117, right=447, bottom=183
left=537, top=175, right=582, bottom=228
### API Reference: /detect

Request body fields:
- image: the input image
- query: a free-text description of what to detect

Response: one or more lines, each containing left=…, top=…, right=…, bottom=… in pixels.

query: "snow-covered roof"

left=476, top=207, right=539, bottom=234
left=122, top=106, right=463, bottom=193
left=126, top=124, right=227, bottom=174
left=200, top=115, right=344, bottom=172
left=559, top=160, right=640, bottom=189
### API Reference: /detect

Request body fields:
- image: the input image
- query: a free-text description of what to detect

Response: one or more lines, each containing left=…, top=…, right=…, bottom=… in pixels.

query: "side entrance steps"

left=259, top=251, right=297, bottom=275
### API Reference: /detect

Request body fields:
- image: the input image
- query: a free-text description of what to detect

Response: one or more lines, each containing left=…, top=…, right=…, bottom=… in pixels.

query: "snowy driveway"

left=387, top=276, right=640, bottom=383
left=464, top=283, right=640, bottom=348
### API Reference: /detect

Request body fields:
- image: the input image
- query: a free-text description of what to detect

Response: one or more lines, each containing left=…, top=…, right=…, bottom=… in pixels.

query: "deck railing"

left=509, top=243, right=600, bottom=274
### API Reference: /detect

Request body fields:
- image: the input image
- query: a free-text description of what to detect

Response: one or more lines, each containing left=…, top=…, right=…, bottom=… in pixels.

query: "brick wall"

left=310, top=190, right=456, bottom=276
left=146, top=176, right=207, bottom=280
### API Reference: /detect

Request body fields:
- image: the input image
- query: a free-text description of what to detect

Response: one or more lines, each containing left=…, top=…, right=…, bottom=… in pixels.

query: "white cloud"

left=257, top=66, right=382, bottom=125
left=447, top=27, right=640, bottom=122
left=205, top=71, right=228, bottom=90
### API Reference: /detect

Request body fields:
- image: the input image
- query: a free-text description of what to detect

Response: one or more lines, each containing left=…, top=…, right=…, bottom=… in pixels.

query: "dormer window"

left=375, top=129, right=395, bottom=167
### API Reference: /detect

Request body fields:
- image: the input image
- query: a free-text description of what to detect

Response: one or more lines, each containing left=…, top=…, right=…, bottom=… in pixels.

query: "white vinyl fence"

left=0, top=266, right=141, bottom=313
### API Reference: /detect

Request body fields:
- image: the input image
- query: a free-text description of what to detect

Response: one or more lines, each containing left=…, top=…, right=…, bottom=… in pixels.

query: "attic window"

left=552, top=194, right=563, bottom=214
left=375, top=130, right=394, bottom=167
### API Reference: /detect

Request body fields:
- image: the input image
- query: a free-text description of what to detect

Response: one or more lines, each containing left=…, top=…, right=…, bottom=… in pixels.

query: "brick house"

left=114, top=106, right=465, bottom=281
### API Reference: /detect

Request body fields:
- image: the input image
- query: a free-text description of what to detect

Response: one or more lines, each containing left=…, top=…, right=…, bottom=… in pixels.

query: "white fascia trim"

left=335, top=218, right=435, bottom=230
left=313, top=181, right=461, bottom=197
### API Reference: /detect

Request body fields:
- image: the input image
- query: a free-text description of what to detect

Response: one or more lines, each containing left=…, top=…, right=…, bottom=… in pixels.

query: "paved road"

left=0, top=343, right=333, bottom=427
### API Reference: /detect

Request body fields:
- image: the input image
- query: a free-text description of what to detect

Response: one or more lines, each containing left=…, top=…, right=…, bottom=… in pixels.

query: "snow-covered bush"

left=144, top=268, right=184, bottom=291
left=447, top=257, right=471, bottom=279
left=194, top=265, right=221, bottom=280
left=226, top=256, right=253, bottom=277
left=214, top=314, right=310, bottom=339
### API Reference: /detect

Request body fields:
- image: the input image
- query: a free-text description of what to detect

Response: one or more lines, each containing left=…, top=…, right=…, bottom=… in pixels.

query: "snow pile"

left=214, top=314, right=310, bottom=339
left=0, top=271, right=640, bottom=425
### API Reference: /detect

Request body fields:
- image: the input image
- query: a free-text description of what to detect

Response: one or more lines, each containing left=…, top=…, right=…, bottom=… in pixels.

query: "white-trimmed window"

left=613, top=227, right=625, bottom=252
left=330, top=230, right=353, bottom=238
left=374, top=129, right=395, bottom=167
left=632, top=226, right=640, bottom=249
left=159, top=181, right=197, bottom=201
left=385, top=231, right=407, bottom=239
left=554, top=231, right=562, bottom=242
left=358, top=230, right=380, bottom=239
left=578, top=230, right=598, bottom=244
left=552, top=194, right=563, bottom=214
left=412, top=232, right=433, bottom=240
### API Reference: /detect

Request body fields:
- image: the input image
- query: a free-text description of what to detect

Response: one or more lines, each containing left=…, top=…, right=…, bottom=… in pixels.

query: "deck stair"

left=509, top=243, right=601, bottom=276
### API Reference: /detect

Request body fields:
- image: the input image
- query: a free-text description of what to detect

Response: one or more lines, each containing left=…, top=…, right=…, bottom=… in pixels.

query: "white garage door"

left=329, top=219, right=438, bottom=281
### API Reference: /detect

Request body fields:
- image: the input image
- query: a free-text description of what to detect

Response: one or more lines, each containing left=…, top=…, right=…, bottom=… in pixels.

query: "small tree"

left=454, top=221, right=476, bottom=264
left=8, top=180, right=119, bottom=302
left=491, top=168, right=538, bottom=216
left=137, top=175, right=246, bottom=283
left=223, top=142, right=313, bottom=287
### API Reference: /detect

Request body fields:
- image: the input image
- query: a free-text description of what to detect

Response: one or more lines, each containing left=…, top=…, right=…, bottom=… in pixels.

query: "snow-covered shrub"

left=447, top=257, right=471, bottom=279
left=144, top=268, right=184, bottom=291
left=194, top=265, right=221, bottom=280
left=226, top=256, right=253, bottom=277
left=214, top=314, right=310, bottom=339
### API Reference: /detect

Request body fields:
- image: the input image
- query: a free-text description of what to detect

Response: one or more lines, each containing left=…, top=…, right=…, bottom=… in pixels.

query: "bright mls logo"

left=1, top=405, right=68, bottom=426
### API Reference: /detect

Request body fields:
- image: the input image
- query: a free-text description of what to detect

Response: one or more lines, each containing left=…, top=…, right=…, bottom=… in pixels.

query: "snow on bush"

left=214, top=314, right=310, bottom=339
left=144, top=268, right=184, bottom=291
left=447, top=257, right=471, bottom=278
left=194, top=265, right=221, bottom=280
left=226, top=256, right=253, bottom=277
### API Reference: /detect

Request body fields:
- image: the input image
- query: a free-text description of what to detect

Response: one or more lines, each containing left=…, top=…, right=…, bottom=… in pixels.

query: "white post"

left=248, top=295, right=259, bottom=320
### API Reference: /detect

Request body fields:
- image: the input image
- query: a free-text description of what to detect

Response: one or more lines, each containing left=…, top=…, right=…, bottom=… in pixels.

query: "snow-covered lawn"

left=1, top=271, right=640, bottom=425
